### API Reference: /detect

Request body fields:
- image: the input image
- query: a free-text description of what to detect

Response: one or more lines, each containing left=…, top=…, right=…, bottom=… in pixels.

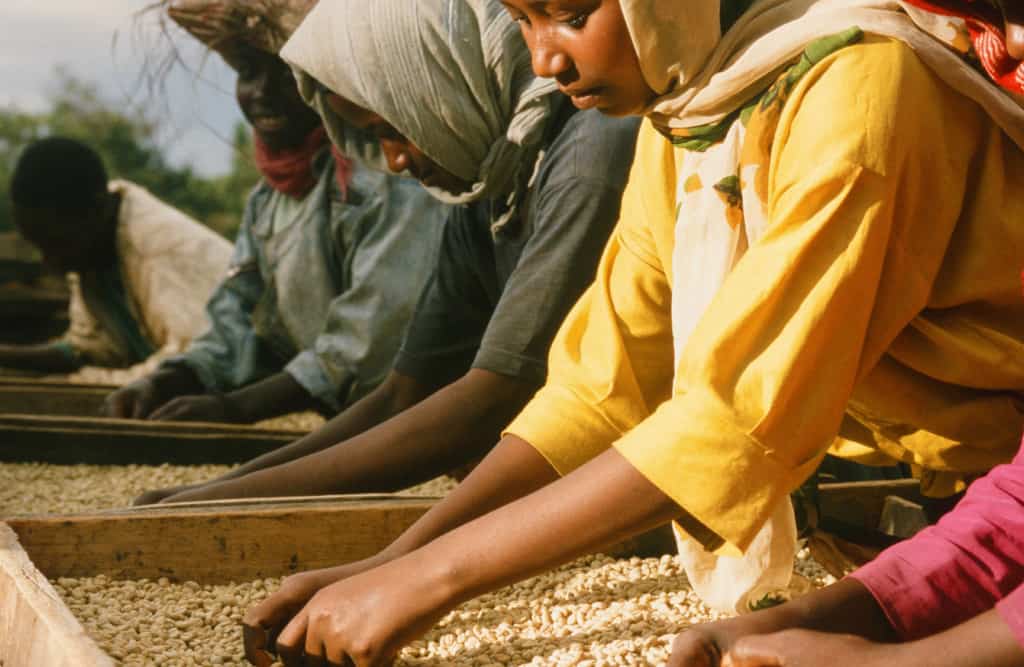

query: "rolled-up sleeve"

left=506, top=227, right=675, bottom=474
left=513, top=40, right=982, bottom=555
left=851, top=439, right=1024, bottom=642
left=506, top=119, right=676, bottom=473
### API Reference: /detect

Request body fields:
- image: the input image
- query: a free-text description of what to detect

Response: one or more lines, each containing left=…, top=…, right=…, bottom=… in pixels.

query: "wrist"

left=152, top=365, right=203, bottom=397
left=406, top=547, right=468, bottom=611
left=853, top=639, right=929, bottom=667
left=214, top=391, right=249, bottom=423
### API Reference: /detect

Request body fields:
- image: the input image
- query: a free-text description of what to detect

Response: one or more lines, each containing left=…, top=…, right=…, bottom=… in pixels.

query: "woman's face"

left=235, top=46, right=322, bottom=152
left=500, top=0, right=655, bottom=116
left=324, top=93, right=473, bottom=195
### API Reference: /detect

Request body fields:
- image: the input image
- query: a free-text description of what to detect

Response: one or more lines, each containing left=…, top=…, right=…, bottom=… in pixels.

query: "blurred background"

left=0, top=0, right=259, bottom=240
left=0, top=1, right=260, bottom=342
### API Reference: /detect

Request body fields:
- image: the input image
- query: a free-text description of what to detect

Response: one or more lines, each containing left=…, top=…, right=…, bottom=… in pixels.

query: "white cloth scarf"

left=620, top=0, right=1024, bottom=613
left=280, top=0, right=560, bottom=229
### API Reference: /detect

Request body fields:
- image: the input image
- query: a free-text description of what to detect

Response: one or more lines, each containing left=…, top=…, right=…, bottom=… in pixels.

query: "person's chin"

left=422, top=174, right=471, bottom=196
left=595, top=96, right=648, bottom=118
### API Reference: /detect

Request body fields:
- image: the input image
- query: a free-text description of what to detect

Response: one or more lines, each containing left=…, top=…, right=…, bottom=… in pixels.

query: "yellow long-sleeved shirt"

left=506, top=39, right=1024, bottom=555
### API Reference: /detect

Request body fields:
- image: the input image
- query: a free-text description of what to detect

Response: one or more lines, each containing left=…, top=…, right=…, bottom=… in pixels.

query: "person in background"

left=1, top=137, right=232, bottom=376
left=104, top=0, right=446, bottom=425
left=134, top=0, right=639, bottom=514
left=235, top=0, right=1024, bottom=663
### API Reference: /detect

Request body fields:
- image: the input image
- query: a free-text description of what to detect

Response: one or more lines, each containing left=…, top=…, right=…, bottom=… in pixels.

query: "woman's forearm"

left=212, top=371, right=414, bottom=481
left=785, top=577, right=897, bottom=641
left=378, top=434, right=560, bottom=559
left=223, top=372, right=319, bottom=423
left=197, top=369, right=535, bottom=496
left=900, top=607, right=1024, bottom=667
left=406, top=446, right=682, bottom=606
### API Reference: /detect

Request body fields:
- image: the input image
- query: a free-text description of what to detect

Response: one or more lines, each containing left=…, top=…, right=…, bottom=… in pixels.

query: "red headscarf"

left=903, top=0, right=1024, bottom=94
left=253, top=125, right=354, bottom=200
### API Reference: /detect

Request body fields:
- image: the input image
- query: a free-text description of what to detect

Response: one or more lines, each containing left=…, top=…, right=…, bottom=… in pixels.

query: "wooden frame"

left=0, top=414, right=305, bottom=465
left=0, top=479, right=924, bottom=663
left=6, top=495, right=437, bottom=584
left=818, top=479, right=923, bottom=530
left=0, top=377, right=114, bottom=417
left=0, top=523, right=113, bottom=666
left=0, top=495, right=439, bottom=664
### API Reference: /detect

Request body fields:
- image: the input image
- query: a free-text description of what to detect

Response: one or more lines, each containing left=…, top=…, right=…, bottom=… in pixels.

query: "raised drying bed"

left=0, top=414, right=305, bottom=465
left=0, top=494, right=437, bottom=666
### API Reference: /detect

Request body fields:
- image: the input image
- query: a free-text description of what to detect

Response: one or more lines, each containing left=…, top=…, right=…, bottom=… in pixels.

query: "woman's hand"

left=668, top=579, right=898, bottom=667
left=132, top=483, right=203, bottom=506
left=246, top=555, right=452, bottom=667
left=149, top=394, right=245, bottom=423
left=103, top=377, right=166, bottom=419
left=244, top=568, right=349, bottom=666
left=668, top=614, right=797, bottom=667
left=720, top=629, right=901, bottom=667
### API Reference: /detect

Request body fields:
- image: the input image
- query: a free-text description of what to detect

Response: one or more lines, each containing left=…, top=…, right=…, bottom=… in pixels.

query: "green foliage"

left=0, top=71, right=257, bottom=239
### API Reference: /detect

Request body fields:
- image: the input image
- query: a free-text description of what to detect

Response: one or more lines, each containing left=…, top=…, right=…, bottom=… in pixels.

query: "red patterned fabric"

left=903, top=0, right=1024, bottom=94
left=253, top=126, right=354, bottom=200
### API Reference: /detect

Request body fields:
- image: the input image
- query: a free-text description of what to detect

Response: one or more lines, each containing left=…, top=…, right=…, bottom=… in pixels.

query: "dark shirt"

left=395, top=109, right=641, bottom=387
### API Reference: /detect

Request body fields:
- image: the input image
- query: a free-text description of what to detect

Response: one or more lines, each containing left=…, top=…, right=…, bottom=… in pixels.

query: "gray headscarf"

left=280, top=0, right=561, bottom=227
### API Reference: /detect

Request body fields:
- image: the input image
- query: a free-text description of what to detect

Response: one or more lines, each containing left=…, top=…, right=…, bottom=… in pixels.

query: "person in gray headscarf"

left=104, top=0, right=448, bottom=426
left=138, top=0, right=638, bottom=535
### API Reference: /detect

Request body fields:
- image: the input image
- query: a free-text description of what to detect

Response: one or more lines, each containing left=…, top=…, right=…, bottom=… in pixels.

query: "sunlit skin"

left=667, top=578, right=1024, bottom=667
left=324, top=93, right=474, bottom=195
left=500, top=0, right=655, bottom=116
left=224, top=3, right=1024, bottom=665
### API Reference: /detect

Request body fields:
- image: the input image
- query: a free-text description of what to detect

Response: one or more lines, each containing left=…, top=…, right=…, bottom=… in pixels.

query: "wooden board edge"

left=818, top=479, right=923, bottom=530
left=0, top=413, right=306, bottom=438
left=0, top=377, right=116, bottom=391
left=0, top=522, right=114, bottom=667
left=7, top=497, right=440, bottom=584
left=7, top=495, right=678, bottom=585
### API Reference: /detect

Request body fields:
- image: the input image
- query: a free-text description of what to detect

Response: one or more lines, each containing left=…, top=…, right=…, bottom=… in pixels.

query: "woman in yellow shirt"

left=242, top=1, right=1024, bottom=665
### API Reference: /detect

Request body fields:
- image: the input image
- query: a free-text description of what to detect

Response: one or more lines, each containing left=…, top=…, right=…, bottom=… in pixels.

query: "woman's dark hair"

left=10, top=137, right=109, bottom=212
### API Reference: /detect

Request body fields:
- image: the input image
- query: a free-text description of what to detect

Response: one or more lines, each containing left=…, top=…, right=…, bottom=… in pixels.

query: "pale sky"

left=0, top=0, right=244, bottom=176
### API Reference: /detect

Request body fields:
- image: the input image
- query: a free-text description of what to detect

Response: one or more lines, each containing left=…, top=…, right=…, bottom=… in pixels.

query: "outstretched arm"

left=153, top=368, right=535, bottom=502
left=147, top=372, right=321, bottom=423
left=668, top=578, right=897, bottom=667
left=244, top=436, right=682, bottom=664
left=719, top=605, right=1024, bottom=667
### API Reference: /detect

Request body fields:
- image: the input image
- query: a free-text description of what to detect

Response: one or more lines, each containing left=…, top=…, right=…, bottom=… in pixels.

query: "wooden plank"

left=8, top=495, right=438, bottom=584
left=0, top=522, right=113, bottom=667
left=818, top=479, right=923, bottom=530
left=7, top=495, right=678, bottom=585
left=0, top=414, right=304, bottom=465
left=0, top=376, right=115, bottom=391
left=0, top=384, right=112, bottom=417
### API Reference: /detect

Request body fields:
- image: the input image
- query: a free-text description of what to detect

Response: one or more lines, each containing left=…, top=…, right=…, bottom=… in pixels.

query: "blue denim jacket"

left=166, top=150, right=447, bottom=412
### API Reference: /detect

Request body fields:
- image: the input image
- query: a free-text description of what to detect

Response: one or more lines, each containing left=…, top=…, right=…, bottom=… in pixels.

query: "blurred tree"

left=0, top=71, right=257, bottom=240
